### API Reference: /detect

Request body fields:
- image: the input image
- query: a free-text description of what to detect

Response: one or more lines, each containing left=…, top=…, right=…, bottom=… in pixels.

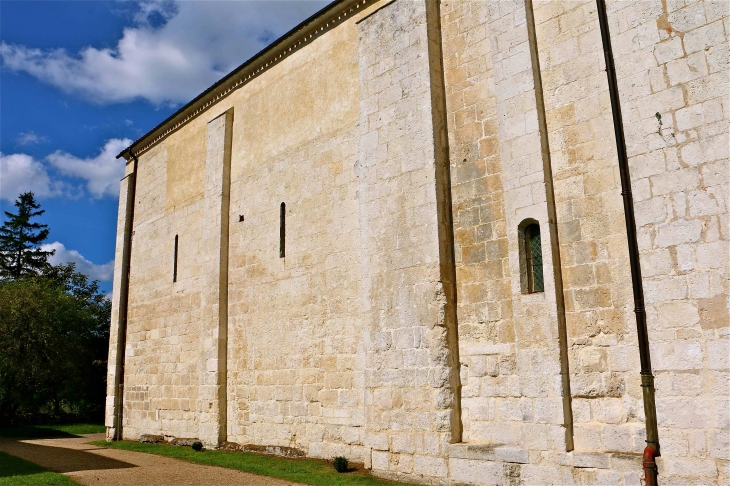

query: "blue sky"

left=1, top=0, right=327, bottom=293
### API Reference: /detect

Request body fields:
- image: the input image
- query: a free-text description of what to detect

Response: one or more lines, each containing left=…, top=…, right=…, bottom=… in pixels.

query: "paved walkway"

left=0, top=433, right=304, bottom=486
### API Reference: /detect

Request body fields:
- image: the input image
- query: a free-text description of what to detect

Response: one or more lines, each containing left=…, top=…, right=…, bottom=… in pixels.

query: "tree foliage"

left=0, top=193, right=111, bottom=424
left=0, top=264, right=111, bottom=424
left=0, top=192, right=55, bottom=279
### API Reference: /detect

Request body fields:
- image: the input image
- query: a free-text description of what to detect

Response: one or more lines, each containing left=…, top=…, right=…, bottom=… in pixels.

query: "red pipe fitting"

left=643, top=445, right=658, bottom=486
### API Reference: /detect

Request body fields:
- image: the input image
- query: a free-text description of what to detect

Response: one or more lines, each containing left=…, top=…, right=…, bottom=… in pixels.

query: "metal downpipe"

left=594, top=0, right=660, bottom=483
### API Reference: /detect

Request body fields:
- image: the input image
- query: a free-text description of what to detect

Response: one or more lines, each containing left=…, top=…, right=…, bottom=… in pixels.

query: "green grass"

left=0, top=424, right=105, bottom=439
left=0, top=451, right=79, bottom=485
left=91, top=441, right=418, bottom=485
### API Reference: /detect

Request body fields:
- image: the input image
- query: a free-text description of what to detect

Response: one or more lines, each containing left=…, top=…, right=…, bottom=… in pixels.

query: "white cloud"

left=42, top=241, right=114, bottom=282
left=47, top=138, right=132, bottom=199
left=0, top=1, right=328, bottom=105
left=0, top=152, right=66, bottom=201
left=16, top=131, right=49, bottom=146
left=0, top=139, right=129, bottom=201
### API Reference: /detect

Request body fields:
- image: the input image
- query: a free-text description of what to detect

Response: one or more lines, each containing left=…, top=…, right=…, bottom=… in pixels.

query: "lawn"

left=91, top=440, right=418, bottom=486
left=0, top=452, right=78, bottom=486
left=0, top=424, right=105, bottom=439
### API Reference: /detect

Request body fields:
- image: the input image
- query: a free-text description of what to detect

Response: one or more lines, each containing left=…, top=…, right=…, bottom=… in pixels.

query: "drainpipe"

left=594, top=0, right=660, bottom=484
left=113, top=151, right=138, bottom=440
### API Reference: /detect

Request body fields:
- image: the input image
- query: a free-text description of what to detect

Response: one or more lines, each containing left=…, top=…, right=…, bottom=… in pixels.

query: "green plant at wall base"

left=191, top=440, right=203, bottom=452
left=333, top=456, right=349, bottom=473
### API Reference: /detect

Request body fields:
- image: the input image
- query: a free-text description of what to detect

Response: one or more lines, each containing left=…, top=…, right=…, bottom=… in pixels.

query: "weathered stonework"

left=108, top=0, right=728, bottom=484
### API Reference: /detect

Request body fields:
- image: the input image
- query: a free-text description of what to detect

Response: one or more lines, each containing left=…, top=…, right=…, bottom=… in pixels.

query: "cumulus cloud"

left=47, top=138, right=132, bottom=199
left=0, top=152, right=66, bottom=201
left=16, top=130, right=49, bottom=146
left=0, top=0, right=328, bottom=105
left=1, top=139, right=129, bottom=201
left=42, top=241, right=114, bottom=282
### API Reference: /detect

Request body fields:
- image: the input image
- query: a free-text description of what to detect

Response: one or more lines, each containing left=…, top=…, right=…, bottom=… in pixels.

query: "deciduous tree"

left=0, top=264, right=110, bottom=423
left=0, top=193, right=110, bottom=424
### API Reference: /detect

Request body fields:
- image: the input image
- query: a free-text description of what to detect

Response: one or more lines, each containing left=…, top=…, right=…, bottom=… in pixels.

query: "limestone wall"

left=107, top=0, right=728, bottom=483
left=531, top=0, right=652, bottom=481
left=224, top=9, right=366, bottom=460
left=605, top=0, right=728, bottom=482
left=105, top=159, right=135, bottom=439
left=357, top=0, right=461, bottom=480
left=441, top=0, right=521, bottom=448
left=532, top=0, right=728, bottom=482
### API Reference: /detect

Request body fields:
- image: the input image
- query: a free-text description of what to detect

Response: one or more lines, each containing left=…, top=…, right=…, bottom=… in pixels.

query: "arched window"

left=519, top=220, right=544, bottom=293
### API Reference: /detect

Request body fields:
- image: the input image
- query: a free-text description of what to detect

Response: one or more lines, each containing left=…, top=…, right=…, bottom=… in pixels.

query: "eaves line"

left=117, top=0, right=379, bottom=162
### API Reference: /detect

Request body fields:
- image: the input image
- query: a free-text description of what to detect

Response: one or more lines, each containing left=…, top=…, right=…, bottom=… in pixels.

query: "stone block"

left=665, top=457, right=718, bottom=478
left=688, top=188, right=726, bottom=217
left=710, top=429, right=730, bottom=460
left=684, top=20, right=726, bottom=54
left=371, top=450, right=389, bottom=471
left=656, top=301, right=700, bottom=328
left=493, top=446, right=529, bottom=464
left=391, top=433, right=415, bottom=454
left=653, top=37, right=684, bottom=64
left=696, top=241, right=728, bottom=270
left=666, top=51, right=708, bottom=86
left=573, top=452, right=610, bottom=469
left=574, top=424, right=602, bottom=451
left=652, top=342, right=703, bottom=371
left=473, top=460, right=503, bottom=485
left=602, top=426, right=632, bottom=453
left=657, top=398, right=711, bottom=429
left=449, top=458, right=477, bottom=483
left=413, top=455, right=448, bottom=478
left=707, top=339, right=730, bottom=370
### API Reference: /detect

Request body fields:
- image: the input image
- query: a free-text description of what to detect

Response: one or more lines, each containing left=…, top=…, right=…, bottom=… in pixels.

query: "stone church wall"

left=605, top=1, right=728, bottom=482
left=224, top=14, right=365, bottom=456
left=357, top=0, right=462, bottom=480
left=107, top=0, right=728, bottom=484
left=120, top=124, right=208, bottom=440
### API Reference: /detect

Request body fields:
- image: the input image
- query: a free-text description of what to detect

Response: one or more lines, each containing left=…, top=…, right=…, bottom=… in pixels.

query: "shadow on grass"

left=0, top=424, right=105, bottom=439
left=0, top=451, right=79, bottom=485
left=0, top=441, right=135, bottom=475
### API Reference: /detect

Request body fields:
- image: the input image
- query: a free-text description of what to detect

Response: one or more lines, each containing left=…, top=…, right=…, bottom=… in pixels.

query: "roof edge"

left=117, top=0, right=376, bottom=161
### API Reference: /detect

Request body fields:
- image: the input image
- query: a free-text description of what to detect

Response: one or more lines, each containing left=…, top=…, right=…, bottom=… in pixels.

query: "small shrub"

left=333, top=456, right=348, bottom=473
left=191, top=441, right=203, bottom=452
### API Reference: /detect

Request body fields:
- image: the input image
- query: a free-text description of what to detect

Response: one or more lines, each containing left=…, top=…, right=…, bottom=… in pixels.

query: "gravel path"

left=0, top=433, right=305, bottom=486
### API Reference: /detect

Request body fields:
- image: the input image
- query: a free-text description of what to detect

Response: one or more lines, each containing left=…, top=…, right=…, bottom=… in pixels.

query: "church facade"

left=106, top=0, right=729, bottom=484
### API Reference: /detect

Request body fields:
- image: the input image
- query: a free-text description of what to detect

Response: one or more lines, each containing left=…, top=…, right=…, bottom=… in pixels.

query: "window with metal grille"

left=519, top=220, right=544, bottom=294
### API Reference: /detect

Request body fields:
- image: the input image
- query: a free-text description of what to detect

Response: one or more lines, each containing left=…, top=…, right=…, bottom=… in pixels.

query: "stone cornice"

left=117, top=0, right=378, bottom=161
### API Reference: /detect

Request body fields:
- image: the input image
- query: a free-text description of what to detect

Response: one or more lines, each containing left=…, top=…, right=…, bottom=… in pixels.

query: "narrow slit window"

left=173, top=234, right=178, bottom=282
left=279, top=202, right=285, bottom=258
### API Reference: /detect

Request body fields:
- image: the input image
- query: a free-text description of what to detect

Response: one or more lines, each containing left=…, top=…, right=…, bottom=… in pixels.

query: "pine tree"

left=0, top=192, right=55, bottom=279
